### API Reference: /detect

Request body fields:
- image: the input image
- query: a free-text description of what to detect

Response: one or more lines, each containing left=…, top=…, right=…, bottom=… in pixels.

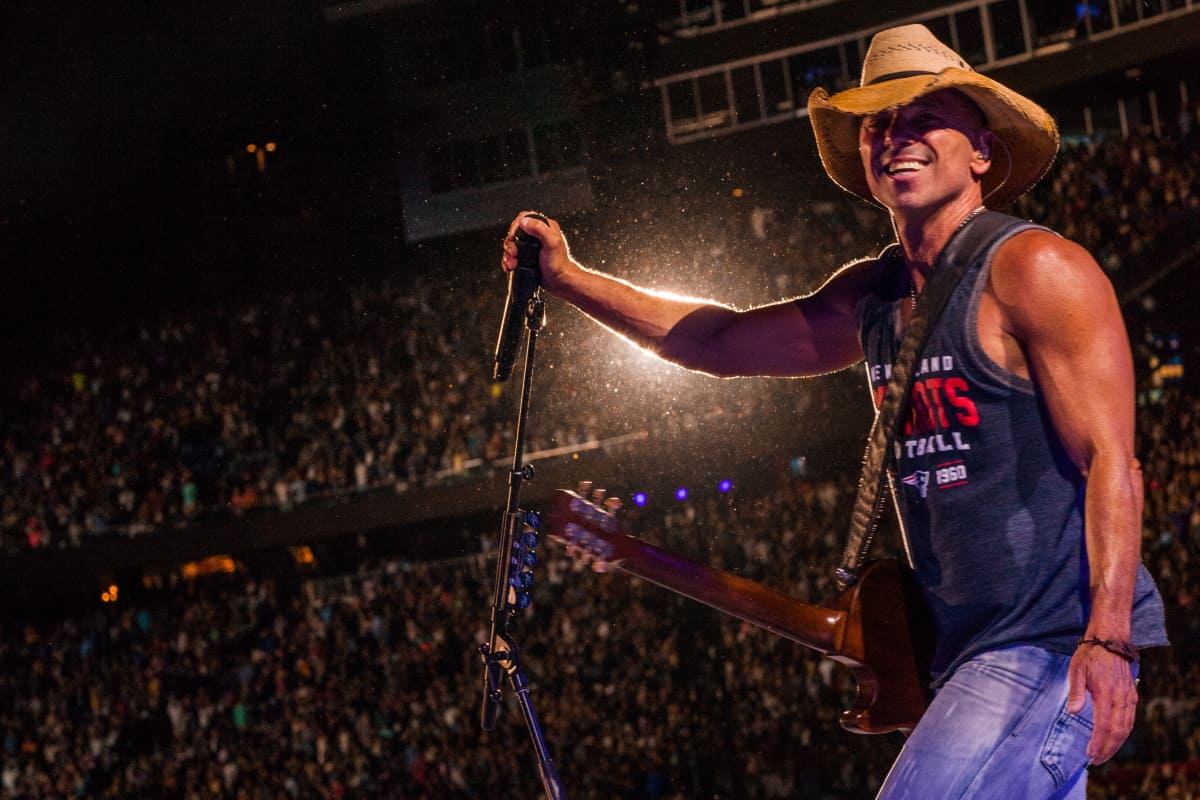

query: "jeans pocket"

left=1040, top=701, right=1093, bottom=789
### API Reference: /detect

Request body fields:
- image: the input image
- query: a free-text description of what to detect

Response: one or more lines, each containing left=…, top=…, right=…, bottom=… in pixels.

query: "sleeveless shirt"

left=856, top=217, right=1168, bottom=685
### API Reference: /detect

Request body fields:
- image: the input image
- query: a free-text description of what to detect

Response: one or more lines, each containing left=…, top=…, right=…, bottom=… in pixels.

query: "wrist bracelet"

left=1077, top=637, right=1139, bottom=663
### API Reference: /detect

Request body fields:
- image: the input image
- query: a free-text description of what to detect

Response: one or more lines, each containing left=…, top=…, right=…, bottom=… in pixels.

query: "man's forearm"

left=1081, top=452, right=1144, bottom=640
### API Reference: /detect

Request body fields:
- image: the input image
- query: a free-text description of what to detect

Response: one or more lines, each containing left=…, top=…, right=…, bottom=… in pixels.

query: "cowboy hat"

left=807, top=24, right=1059, bottom=209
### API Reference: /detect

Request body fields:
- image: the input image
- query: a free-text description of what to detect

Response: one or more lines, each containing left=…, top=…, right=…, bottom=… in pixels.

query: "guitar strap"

left=835, top=209, right=1026, bottom=589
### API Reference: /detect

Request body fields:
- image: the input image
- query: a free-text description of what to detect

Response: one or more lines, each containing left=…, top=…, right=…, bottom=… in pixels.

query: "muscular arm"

left=502, top=212, right=872, bottom=377
left=992, top=231, right=1141, bottom=764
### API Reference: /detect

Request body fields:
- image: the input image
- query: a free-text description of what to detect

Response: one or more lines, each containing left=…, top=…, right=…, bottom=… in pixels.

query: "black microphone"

left=492, top=214, right=546, bottom=382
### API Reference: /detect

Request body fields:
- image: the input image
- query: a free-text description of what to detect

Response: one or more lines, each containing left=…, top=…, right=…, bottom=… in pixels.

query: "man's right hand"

left=501, top=212, right=576, bottom=296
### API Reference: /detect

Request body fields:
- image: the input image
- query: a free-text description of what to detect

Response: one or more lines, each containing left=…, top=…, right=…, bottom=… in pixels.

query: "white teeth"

left=886, top=160, right=925, bottom=175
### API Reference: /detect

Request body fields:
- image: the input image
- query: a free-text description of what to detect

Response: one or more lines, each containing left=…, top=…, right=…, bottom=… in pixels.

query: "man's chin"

left=871, top=190, right=923, bottom=215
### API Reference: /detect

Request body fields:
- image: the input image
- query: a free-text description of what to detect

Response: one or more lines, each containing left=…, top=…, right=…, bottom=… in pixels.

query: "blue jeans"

left=877, top=645, right=1091, bottom=800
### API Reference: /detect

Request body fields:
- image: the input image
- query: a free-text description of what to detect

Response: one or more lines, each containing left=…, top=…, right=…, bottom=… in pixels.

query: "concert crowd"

left=0, top=383, right=1194, bottom=799
left=1, top=126, right=1197, bottom=556
left=0, top=122, right=1194, bottom=798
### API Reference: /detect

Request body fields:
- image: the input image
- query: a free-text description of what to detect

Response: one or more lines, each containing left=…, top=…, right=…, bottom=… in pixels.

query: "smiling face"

left=858, top=89, right=993, bottom=219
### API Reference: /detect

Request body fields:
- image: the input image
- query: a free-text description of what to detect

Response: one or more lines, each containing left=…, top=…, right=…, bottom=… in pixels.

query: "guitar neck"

left=608, top=535, right=847, bottom=655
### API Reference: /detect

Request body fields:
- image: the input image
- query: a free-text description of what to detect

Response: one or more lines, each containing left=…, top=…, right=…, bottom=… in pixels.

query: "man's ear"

left=971, top=129, right=995, bottom=176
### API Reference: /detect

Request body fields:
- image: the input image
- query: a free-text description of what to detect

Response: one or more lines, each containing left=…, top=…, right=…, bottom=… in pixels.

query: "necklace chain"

left=907, top=205, right=987, bottom=310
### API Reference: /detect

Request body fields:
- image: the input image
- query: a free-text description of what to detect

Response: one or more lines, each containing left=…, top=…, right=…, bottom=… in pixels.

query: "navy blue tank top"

left=856, top=219, right=1167, bottom=684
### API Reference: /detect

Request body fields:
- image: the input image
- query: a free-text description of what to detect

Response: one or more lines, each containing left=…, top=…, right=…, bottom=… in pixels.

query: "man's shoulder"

left=988, top=228, right=1118, bottom=340
left=991, top=229, right=1106, bottom=298
left=819, top=249, right=901, bottom=301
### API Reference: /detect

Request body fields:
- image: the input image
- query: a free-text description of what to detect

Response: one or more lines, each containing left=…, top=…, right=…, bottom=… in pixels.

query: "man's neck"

left=894, top=197, right=988, bottom=284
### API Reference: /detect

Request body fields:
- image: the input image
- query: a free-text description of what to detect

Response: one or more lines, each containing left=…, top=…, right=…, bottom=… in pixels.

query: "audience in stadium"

left=1, top=127, right=1196, bottom=557
left=0, top=124, right=1194, bottom=797
left=0, top=381, right=1192, bottom=798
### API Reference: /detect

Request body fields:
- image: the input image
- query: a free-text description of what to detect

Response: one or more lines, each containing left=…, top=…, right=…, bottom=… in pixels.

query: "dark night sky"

left=3, top=1, right=322, bottom=204
left=0, top=1, right=390, bottom=351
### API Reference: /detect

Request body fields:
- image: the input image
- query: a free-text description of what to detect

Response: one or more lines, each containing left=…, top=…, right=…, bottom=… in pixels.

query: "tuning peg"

left=590, top=488, right=606, bottom=504
left=524, top=510, right=541, bottom=529
left=510, top=549, right=537, bottom=569
left=603, top=497, right=622, bottom=513
left=509, top=571, right=535, bottom=591
left=577, top=480, right=593, bottom=497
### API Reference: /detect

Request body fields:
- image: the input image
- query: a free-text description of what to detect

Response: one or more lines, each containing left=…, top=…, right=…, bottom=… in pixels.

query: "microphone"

left=492, top=214, right=546, bottom=382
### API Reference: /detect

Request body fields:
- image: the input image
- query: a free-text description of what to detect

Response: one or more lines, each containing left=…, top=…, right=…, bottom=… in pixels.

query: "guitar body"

left=547, top=489, right=935, bottom=736
left=828, top=559, right=934, bottom=734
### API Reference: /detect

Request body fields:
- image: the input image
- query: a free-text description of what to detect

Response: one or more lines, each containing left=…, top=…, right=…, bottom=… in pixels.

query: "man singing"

left=501, top=24, right=1167, bottom=798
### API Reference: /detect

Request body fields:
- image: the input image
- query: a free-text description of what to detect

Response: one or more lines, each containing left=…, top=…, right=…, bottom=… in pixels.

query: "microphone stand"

left=479, top=289, right=566, bottom=800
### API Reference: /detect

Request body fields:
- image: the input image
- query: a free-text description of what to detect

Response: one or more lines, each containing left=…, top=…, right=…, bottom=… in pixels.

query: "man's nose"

left=883, top=112, right=906, bottom=149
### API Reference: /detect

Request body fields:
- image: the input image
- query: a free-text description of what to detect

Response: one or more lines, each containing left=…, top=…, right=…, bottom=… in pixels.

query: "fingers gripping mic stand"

left=480, top=214, right=566, bottom=800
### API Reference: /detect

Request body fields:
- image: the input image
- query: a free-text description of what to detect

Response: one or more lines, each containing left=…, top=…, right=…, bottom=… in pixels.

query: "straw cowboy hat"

left=807, top=24, right=1059, bottom=209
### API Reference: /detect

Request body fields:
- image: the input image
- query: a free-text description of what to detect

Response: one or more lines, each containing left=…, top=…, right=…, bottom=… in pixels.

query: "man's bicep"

left=696, top=261, right=873, bottom=377
left=1001, top=237, right=1135, bottom=469
left=658, top=257, right=876, bottom=378
left=657, top=300, right=852, bottom=377
left=733, top=297, right=865, bottom=376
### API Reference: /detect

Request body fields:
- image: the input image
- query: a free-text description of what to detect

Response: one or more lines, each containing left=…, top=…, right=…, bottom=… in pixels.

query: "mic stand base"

left=479, top=634, right=566, bottom=800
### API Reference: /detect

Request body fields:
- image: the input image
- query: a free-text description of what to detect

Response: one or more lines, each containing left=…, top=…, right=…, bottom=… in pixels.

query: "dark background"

left=1, top=1, right=397, bottom=354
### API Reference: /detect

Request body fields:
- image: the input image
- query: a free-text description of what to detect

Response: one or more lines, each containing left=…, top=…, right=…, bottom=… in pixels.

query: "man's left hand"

left=1066, top=643, right=1138, bottom=764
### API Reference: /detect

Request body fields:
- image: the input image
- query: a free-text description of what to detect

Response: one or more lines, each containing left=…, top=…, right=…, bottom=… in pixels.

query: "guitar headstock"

left=546, top=482, right=632, bottom=572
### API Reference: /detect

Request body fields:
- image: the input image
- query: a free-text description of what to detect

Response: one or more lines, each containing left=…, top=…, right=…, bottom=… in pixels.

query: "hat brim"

left=808, top=68, right=1059, bottom=209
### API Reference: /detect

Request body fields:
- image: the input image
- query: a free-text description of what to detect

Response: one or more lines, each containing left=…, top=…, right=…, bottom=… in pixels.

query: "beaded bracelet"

left=1078, top=637, right=1139, bottom=663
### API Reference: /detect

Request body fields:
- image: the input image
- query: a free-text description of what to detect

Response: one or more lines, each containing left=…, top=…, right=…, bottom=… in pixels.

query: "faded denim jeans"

left=877, top=645, right=1096, bottom=799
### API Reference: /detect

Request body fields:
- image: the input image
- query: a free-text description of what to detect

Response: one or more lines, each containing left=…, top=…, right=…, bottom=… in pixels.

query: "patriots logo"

left=901, top=470, right=930, bottom=498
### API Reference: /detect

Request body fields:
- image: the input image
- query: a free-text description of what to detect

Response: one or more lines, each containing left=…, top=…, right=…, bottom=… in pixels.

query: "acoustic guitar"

left=545, top=487, right=935, bottom=735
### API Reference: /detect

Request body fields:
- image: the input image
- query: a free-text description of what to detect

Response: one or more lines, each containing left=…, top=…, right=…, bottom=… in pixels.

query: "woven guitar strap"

left=835, top=210, right=1024, bottom=589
